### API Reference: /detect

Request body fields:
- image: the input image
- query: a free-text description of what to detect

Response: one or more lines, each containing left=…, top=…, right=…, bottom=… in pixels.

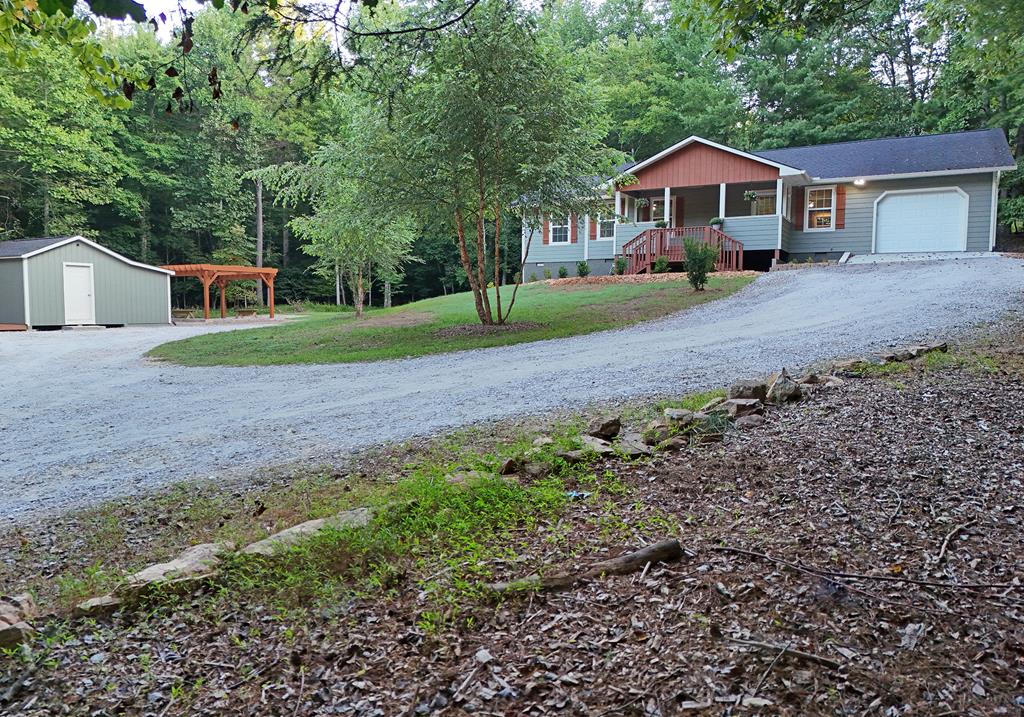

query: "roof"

left=0, top=237, right=72, bottom=258
left=753, top=128, right=1016, bottom=180
left=162, top=264, right=278, bottom=280
left=629, top=136, right=806, bottom=178
left=0, top=235, right=174, bottom=274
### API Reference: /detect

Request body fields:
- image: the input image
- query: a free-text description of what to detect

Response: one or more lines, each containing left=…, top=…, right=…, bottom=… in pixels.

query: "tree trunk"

left=255, top=178, right=264, bottom=305
left=335, top=261, right=341, bottom=306
left=384, top=280, right=392, bottom=308
left=476, top=195, right=493, bottom=322
left=282, top=212, right=290, bottom=268
left=354, top=269, right=365, bottom=318
left=340, top=270, right=347, bottom=305
left=42, top=177, right=50, bottom=236
left=454, top=206, right=490, bottom=324
left=492, top=204, right=503, bottom=323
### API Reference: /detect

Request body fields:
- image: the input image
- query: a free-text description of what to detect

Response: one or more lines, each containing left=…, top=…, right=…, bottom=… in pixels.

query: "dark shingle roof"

left=753, top=128, right=1015, bottom=180
left=0, top=237, right=74, bottom=258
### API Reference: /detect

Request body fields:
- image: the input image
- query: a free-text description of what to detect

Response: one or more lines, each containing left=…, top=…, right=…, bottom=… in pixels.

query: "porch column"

left=583, top=214, right=590, bottom=261
left=663, top=187, right=671, bottom=225
left=614, top=190, right=622, bottom=219
left=775, top=178, right=783, bottom=215
left=718, top=183, right=726, bottom=218
left=217, top=278, right=227, bottom=319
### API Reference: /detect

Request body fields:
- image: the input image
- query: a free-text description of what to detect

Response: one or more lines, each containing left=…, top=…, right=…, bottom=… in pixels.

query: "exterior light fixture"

left=853, top=178, right=866, bottom=186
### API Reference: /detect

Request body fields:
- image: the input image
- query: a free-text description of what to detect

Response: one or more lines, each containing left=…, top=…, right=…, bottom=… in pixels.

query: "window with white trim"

left=805, top=186, right=836, bottom=231
left=597, top=215, right=615, bottom=239
left=550, top=217, right=571, bottom=244
left=750, top=190, right=777, bottom=216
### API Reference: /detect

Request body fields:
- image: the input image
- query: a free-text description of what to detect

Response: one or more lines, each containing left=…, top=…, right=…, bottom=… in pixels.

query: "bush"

left=682, top=238, right=719, bottom=290
left=543, top=268, right=552, bottom=280
left=614, top=256, right=628, bottom=275
left=709, top=217, right=724, bottom=227
left=513, top=271, right=522, bottom=284
left=576, top=261, right=590, bottom=277
left=652, top=256, right=670, bottom=273
left=529, top=273, right=537, bottom=283
left=558, top=266, right=568, bottom=278
left=654, top=220, right=667, bottom=228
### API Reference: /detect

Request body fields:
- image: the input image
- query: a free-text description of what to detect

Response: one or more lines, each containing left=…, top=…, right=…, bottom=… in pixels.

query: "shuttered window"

left=550, top=217, right=571, bottom=244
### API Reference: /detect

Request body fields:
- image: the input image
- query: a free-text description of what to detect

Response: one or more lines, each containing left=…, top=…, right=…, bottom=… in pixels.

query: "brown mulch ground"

left=544, top=271, right=760, bottom=287
left=434, top=321, right=543, bottom=338
left=4, top=328, right=1024, bottom=716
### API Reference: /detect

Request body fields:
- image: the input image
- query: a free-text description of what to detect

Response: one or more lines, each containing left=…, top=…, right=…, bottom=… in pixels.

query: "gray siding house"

left=0, top=236, right=173, bottom=330
left=522, top=129, right=1016, bottom=275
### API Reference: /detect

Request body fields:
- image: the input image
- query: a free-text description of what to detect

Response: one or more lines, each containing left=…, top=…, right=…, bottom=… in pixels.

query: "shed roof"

left=0, top=236, right=174, bottom=274
left=0, top=237, right=72, bottom=258
left=753, top=128, right=1016, bottom=180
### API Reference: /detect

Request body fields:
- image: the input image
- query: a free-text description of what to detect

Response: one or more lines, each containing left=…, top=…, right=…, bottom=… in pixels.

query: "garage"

left=873, top=188, right=969, bottom=253
left=0, top=236, right=172, bottom=330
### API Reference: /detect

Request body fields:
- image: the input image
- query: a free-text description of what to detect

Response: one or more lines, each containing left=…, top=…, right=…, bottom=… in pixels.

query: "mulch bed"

left=434, top=321, right=542, bottom=338
left=544, top=271, right=759, bottom=288
left=5, top=331, right=1024, bottom=716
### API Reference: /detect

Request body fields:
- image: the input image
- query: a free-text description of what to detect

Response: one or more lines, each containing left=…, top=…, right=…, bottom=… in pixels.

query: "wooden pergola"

left=162, top=264, right=278, bottom=320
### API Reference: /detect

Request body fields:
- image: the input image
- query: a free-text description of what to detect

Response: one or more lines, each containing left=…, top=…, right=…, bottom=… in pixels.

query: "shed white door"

left=63, top=263, right=96, bottom=325
left=874, top=189, right=968, bottom=253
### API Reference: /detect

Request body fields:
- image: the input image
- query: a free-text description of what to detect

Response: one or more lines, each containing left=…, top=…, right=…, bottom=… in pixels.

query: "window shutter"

left=570, top=214, right=578, bottom=243
left=835, top=185, right=846, bottom=229
left=793, top=189, right=804, bottom=230
left=589, top=216, right=597, bottom=240
left=542, top=215, right=549, bottom=245
left=675, top=197, right=684, bottom=227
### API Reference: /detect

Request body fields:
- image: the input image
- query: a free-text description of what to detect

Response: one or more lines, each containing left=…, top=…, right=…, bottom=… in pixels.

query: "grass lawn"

left=148, top=275, right=755, bottom=366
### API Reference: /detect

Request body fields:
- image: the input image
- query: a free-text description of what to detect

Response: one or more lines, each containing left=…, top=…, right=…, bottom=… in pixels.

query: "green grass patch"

left=850, top=349, right=998, bottom=378
left=149, top=276, right=754, bottom=366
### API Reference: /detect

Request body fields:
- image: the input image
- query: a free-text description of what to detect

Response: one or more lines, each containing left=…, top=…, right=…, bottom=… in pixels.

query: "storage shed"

left=0, top=236, right=173, bottom=330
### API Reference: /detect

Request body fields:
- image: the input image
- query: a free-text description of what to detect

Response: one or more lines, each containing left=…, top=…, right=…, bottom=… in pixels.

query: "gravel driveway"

left=3, top=258, right=1022, bottom=523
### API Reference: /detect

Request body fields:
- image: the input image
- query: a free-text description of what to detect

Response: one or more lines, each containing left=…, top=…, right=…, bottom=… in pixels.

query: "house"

left=521, top=129, right=1016, bottom=276
left=0, top=236, right=173, bottom=330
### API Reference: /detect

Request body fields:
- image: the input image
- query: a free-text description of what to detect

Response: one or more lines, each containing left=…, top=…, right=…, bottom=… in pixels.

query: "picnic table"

left=172, top=309, right=196, bottom=319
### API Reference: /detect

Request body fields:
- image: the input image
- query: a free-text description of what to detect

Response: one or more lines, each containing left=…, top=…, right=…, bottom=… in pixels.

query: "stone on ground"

left=0, top=593, right=38, bottom=647
left=728, top=380, right=768, bottom=401
left=663, top=408, right=696, bottom=425
left=700, top=397, right=727, bottom=413
left=586, top=416, right=622, bottom=441
left=642, top=420, right=673, bottom=446
left=617, top=432, right=653, bottom=457
left=73, top=594, right=123, bottom=619
left=767, top=368, right=802, bottom=404
left=581, top=434, right=615, bottom=455
left=735, top=414, right=766, bottom=430
left=498, top=457, right=523, bottom=475
left=119, top=542, right=235, bottom=595
left=243, top=508, right=373, bottom=557
left=0, top=620, right=33, bottom=649
left=723, top=398, right=764, bottom=418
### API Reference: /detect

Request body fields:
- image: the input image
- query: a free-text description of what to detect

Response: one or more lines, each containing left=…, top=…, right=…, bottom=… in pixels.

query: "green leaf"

left=86, top=0, right=146, bottom=22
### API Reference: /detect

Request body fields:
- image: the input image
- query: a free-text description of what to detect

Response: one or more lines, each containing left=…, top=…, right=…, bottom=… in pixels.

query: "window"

left=805, top=186, right=835, bottom=231
left=550, top=217, right=571, bottom=243
left=597, top=215, right=615, bottom=239
left=750, top=190, right=777, bottom=216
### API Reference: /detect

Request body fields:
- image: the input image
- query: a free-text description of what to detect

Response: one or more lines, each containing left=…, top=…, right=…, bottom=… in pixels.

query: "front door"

left=63, top=263, right=96, bottom=325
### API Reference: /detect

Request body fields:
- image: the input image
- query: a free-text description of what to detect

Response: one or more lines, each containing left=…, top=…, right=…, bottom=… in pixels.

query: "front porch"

left=622, top=226, right=745, bottom=274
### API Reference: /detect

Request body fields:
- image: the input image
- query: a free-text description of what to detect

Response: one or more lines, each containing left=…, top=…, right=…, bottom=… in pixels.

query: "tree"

left=366, top=0, right=623, bottom=325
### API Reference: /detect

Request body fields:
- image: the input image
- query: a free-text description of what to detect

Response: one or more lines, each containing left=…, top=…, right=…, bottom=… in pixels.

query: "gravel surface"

left=2, top=258, right=1022, bottom=524
left=7, top=337, right=1024, bottom=716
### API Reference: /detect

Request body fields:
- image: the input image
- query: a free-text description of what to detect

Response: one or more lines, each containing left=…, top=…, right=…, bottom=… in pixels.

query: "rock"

left=120, top=542, right=235, bottom=595
left=822, top=376, right=845, bottom=388
left=796, top=373, right=822, bottom=385
left=532, top=436, right=554, bottom=447
left=734, top=414, right=765, bottom=430
left=522, top=462, right=549, bottom=479
left=723, top=398, right=764, bottom=418
left=475, top=647, right=494, bottom=664
left=73, top=594, right=123, bottom=619
left=498, top=457, right=522, bottom=476
left=618, top=432, right=653, bottom=458
left=832, top=358, right=869, bottom=372
left=767, top=368, right=801, bottom=404
left=908, top=342, right=948, bottom=358
left=700, top=397, right=727, bottom=413
left=0, top=621, right=33, bottom=649
left=663, top=408, right=696, bottom=426
left=658, top=436, right=689, bottom=451
left=882, top=348, right=915, bottom=362
left=728, top=380, right=768, bottom=401
left=555, top=449, right=588, bottom=464
left=586, top=415, right=621, bottom=441
left=243, top=508, right=373, bottom=557
left=693, top=432, right=724, bottom=444
left=0, top=593, right=37, bottom=626
left=580, top=435, right=615, bottom=455
left=642, top=420, right=673, bottom=446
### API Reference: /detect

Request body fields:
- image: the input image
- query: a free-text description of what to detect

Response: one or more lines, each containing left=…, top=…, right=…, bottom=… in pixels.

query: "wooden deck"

left=622, top=226, right=744, bottom=274
left=0, top=323, right=28, bottom=331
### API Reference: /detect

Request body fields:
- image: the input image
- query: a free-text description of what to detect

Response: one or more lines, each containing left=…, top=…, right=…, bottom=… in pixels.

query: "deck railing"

left=621, top=226, right=744, bottom=275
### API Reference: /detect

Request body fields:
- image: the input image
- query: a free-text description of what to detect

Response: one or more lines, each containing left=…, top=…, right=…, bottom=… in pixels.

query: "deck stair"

left=622, top=226, right=743, bottom=274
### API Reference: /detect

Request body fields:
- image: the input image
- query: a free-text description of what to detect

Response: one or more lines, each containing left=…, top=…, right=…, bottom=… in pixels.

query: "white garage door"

left=874, top=189, right=968, bottom=253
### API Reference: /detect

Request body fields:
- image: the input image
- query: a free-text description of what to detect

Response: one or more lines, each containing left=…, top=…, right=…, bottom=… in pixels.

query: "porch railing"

left=621, top=226, right=744, bottom=275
